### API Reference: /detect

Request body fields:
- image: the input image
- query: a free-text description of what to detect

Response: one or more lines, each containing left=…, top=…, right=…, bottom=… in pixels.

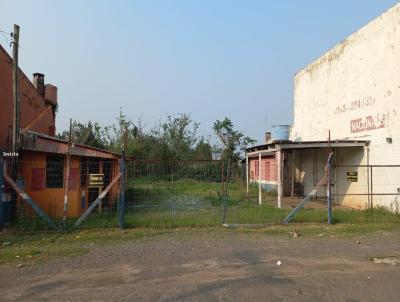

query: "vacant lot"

left=1, top=225, right=400, bottom=302
left=12, top=178, right=400, bottom=231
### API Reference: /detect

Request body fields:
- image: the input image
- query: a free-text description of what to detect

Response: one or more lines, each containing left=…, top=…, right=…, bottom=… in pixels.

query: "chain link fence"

left=124, top=160, right=225, bottom=228
left=334, top=165, right=400, bottom=223
left=0, top=158, right=120, bottom=231
left=1, top=157, right=400, bottom=232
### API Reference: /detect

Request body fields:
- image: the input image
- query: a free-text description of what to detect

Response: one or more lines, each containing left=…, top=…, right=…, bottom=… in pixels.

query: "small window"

left=46, top=155, right=64, bottom=188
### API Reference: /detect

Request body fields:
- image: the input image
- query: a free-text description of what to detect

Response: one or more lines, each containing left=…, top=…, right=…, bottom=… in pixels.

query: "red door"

left=265, top=161, right=271, bottom=181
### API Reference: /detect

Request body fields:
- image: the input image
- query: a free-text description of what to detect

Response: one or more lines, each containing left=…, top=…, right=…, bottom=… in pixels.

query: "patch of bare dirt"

left=1, top=230, right=400, bottom=301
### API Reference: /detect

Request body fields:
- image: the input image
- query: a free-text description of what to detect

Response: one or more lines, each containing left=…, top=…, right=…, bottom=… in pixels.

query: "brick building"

left=0, top=44, right=120, bottom=219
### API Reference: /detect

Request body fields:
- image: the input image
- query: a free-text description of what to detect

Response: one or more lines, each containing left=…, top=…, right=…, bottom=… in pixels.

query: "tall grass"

left=10, top=180, right=400, bottom=231
left=122, top=179, right=400, bottom=228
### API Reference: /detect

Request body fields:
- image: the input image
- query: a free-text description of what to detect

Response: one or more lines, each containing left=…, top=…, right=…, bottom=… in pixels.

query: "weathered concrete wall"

left=291, top=3, right=400, bottom=209
left=334, top=147, right=368, bottom=208
left=292, top=3, right=400, bottom=145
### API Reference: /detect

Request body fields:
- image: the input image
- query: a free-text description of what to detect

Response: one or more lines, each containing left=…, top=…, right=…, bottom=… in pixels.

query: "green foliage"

left=213, top=117, right=256, bottom=162
left=162, top=113, right=200, bottom=160
left=193, top=138, right=213, bottom=160
left=57, top=111, right=256, bottom=164
left=87, top=110, right=214, bottom=161
left=57, top=120, right=108, bottom=149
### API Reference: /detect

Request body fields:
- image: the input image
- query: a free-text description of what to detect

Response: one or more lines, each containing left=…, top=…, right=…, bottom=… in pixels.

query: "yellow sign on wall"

left=346, top=171, right=358, bottom=182
left=89, top=174, right=104, bottom=187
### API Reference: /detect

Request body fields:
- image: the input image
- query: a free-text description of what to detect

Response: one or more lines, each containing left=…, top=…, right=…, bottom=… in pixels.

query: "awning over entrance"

left=246, top=140, right=369, bottom=157
left=244, top=139, right=370, bottom=210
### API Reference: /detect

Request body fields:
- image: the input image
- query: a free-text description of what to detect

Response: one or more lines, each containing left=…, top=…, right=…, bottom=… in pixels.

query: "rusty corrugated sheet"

left=21, top=132, right=120, bottom=159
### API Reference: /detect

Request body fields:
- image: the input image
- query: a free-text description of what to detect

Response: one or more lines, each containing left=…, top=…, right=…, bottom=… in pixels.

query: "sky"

left=0, top=0, right=399, bottom=144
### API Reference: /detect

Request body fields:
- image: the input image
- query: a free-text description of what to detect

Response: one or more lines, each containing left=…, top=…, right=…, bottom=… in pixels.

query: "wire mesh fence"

left=1, top=157, right=400, bottom=232
left=0, top=158, right=120, bottom=231
left=243, top=153, right=400, bottom=224
left=124, top=160, right=225, bottom=228
left=334, top=165, right=400, bottom=222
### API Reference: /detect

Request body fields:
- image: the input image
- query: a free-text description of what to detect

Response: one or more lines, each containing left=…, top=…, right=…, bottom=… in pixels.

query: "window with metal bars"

left=46, top=155, right=64, bottom=188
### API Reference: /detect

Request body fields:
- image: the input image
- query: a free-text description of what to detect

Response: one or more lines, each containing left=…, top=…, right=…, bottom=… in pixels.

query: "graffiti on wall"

left=335, top=96, right=375, bottom=115
left=350, top=113, right=386, bottom=133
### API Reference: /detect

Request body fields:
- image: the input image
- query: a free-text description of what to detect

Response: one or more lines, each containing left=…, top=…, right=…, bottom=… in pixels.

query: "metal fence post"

left=221, top=160, right=226, bottom=224
left=0, top=160, right=4, bottom=231
left=258, top=151, right=262, bottom=205
left=327, top=160, right=332, bottom=224
left=246, top=154, right=249, bottom=195
left=171, top=160, right=175, bottom=229
left=370, top=166, right=374, bottom=222
left=327, top=153, right=334, bottom=225
left=118, top=157, right=126, bottom=229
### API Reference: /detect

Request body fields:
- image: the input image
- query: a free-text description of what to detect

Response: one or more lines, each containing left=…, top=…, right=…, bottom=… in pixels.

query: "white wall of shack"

left=297, top=149, right=326, bottom=198
left=291, top=3, right=400, bottom=209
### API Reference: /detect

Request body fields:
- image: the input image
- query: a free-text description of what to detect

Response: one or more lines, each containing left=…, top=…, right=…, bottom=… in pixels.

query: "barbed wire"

left=0, top=30, right=12, bottom=46
left=0, top=29, right=11, bottom=35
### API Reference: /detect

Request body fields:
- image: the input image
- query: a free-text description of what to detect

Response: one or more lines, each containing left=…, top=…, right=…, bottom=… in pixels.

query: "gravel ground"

left=1, top=229, right=400, bottom=302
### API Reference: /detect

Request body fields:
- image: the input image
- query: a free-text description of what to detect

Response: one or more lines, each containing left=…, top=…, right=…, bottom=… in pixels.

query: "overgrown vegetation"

left=57, top=111, right=253, bottom=163
left=11, top=177, right=400, bottom=231
left=51, top=112, right=400, bottom=237
left=120, top=180, right=400, bottom=228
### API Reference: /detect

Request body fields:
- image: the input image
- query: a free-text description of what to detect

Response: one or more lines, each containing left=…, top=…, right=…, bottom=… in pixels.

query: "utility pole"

left=12, top=24, right=20, bottom=154
left=63, top=119, right=72, bottom=224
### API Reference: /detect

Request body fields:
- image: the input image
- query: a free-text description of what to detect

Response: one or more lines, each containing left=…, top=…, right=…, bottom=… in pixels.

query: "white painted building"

left=291, top=3, right=400, bottom=210
left=247, top=3, right=400, bottom=211
left=292, top=3, right=400, bottom=146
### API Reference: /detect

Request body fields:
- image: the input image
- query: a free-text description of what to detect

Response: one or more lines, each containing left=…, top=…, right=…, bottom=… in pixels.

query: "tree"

left=192, top=138, right=213, bottom=160
left=212, top=117, right=256, bottom=163
left=57, top=120, right=108, bottom=149
left=104, top=109, right=135, bottom=154
left=58, top=111, right=215, bottom=162
left=161, top=113, right=199, bottom=160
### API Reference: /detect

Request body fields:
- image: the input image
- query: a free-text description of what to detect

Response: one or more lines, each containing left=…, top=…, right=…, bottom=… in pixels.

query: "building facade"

left=247, top=3, right=400, bottom=210
left=0, top=44, right=120, bottom=219
left=292, top=3, right=400, bottom=210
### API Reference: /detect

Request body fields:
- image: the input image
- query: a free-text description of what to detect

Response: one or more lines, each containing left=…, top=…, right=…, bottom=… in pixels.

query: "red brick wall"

left=0, top=46, right=56, bottom=151
left=249, top=155, right=277, bottom=182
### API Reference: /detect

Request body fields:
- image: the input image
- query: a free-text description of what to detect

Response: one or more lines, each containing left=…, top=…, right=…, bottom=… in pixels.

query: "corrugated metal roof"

left=246, top=140, right=370, bottom=153
left=21, top=131, right=120, bottom=159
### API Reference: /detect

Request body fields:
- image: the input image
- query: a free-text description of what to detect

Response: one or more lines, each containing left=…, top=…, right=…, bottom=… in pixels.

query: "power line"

left=1, top=34, right=11, bottom=45
left=0, top=29, right=12, bottom=46
left=0, top=29, right=11, bottom=35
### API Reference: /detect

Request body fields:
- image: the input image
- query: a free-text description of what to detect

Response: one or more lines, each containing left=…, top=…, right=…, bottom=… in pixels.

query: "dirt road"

left=1, top=229, right=399, bottom=301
